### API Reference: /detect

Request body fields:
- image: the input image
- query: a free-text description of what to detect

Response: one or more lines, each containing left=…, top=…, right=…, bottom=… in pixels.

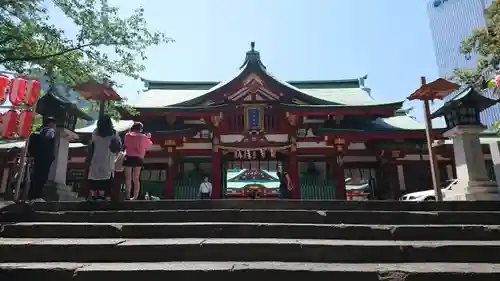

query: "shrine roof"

left=316, top=115, right=433, bottom=135
left=136, top=42, right=402, bottom=110
left=75, top=120, right=134, bottom=134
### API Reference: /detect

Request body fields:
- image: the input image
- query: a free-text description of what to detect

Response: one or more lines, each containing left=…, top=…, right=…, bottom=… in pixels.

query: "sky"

left=55, top=0, right=445, bottom=125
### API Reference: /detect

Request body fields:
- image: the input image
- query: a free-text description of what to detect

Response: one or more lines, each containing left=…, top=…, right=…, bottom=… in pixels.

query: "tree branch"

left=0, top=42, right=99, bottom=63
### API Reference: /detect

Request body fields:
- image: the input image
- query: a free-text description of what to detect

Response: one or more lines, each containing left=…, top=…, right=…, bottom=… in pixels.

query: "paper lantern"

left=9, top=78, right=26, bottom=106
left=17, top=110, right=33, bottom=138
left=24, top=80, right=40, bottom=106
left=0, top=110, right=18, bottom=138
left=0, top=77, right=8, bottom=105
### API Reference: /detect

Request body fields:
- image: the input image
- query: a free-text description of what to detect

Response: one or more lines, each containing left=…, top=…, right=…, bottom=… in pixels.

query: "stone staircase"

left=1, top=200, right=500, bottom=280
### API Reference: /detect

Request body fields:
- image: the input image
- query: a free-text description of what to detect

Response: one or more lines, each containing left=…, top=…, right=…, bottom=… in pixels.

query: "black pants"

left=200, top=193, right=210, bottom=199
left=279, top=186, right=291, bottom=199
left=28, top=161, right=52, bottom=200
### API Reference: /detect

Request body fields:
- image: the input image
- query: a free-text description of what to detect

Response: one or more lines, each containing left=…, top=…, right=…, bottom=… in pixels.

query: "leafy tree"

left=0, top=0, right=172, bottom=120
left=453, top=1, right=500, bottom=86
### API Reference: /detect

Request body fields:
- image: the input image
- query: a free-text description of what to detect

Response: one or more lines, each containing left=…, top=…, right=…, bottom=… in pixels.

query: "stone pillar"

left=333, top=156, right=346, bottom=200
left=48, top=128, right=80, bottom=201
left=443, top=125, right=499, bottom=200
left=211, top=137, right=221, bottom=199
left=488, top=141, right=500, bottom=192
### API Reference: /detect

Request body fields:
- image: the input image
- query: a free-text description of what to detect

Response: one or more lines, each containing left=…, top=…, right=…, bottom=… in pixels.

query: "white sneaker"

left=29, top=198, right=46, bottom=204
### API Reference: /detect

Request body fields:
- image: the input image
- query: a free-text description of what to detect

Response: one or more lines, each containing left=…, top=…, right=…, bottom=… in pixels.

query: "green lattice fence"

left=299, top=177, right=335, bottom=200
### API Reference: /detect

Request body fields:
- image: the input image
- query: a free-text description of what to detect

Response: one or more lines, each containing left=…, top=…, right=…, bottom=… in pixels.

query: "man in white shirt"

left=199, top=176, right=212, bottom=199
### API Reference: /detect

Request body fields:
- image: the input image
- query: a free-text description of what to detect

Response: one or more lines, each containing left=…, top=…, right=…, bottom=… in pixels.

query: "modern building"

left=427, top=0, right=499, bottom=126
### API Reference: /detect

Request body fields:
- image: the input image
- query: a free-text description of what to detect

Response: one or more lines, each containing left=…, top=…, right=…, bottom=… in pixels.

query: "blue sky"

left=60, top=0, right=444, bottom=124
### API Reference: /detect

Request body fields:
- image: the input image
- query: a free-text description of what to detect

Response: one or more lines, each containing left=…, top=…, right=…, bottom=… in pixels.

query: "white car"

left=400, top=179, right=458, bottom=201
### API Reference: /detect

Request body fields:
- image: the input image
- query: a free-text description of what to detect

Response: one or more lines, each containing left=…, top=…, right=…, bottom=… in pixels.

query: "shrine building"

left=117, top=42, right=474, bottom=200
left=2, top=43, right=498, bottom=201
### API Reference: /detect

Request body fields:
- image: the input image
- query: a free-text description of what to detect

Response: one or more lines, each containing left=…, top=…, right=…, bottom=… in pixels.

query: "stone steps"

left=1, top=262, right=499, bottom=281
left=1, top=238, right=500, bottom=263
left=2, top=200, right=500, bottom=280
left=28, top=200, right=500, bottom=212
left=15, top=209, right=500, bottom=224
left=2, top=222, right=500, bottom=240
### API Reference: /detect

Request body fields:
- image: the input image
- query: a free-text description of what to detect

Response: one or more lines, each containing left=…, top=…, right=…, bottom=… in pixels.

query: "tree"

left=0, top=0, right=172, bottom=119
left=453, top=1, right=500, bottom=86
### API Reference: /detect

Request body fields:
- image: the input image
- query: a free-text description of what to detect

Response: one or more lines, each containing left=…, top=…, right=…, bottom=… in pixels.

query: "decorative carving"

left=164, top=139, right=176, bottom=146
left=210, top=112, right=223, bottom=127
left=334, top=137, right=346, bottom=152
left=286, top=112, right=298, bottom=126
left=336, top=155, right=344, bottom=166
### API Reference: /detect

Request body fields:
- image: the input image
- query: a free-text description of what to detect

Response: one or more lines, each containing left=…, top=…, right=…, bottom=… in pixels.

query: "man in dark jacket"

left=28, top=117, right=57, bottom=201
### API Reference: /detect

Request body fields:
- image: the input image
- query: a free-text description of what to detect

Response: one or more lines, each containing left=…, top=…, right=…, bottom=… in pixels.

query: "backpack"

left=27, top=130, right=42, bottom=158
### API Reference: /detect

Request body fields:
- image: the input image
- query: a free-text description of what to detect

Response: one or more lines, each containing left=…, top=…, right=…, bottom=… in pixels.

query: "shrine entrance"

left=222, top=150, right=288, bottom=198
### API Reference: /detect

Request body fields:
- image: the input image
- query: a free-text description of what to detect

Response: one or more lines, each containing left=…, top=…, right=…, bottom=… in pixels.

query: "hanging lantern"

left=9, top=78, right=26, bottom=106
left=24, top=80, right=40, bottom=106
left=233, top=151, right=238, bottom=159
left=252, top=150, right=257, bottom=159
left=0, top=110, right=18, bottom=138
left=260, top=149, right=265, bottom=158
left=270, top=149, right=276, bottom=158
left=17, top=110, right=33, bottom=138
left=0, top=76, right=9, bottom=105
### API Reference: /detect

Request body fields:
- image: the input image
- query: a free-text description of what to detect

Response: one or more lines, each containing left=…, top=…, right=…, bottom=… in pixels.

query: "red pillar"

left=289, top=151, right=300, bottom=199
left=333, top=156, right=346, bottom=200
left=211, top=150, right=222, bottom=199
left=164, top=149, right=176, bottom=199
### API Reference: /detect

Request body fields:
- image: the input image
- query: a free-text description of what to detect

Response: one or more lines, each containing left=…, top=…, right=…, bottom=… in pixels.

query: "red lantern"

left=0, top=110, right=18, bottom=138
left=0, top=77, right=9, bottom=105
left=9, top=78, right=26, bottom=106
left=17, top=110, right=33, bottom=138
left=24, top=80, right=40, bottom=106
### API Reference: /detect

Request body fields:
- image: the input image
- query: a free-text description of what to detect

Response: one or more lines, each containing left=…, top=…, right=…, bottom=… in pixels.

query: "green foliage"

left=0, top=0, right=172, bottom=122
left=453, top=1, right=500, bottom=85
left=453, top=1, right=500, bottom=131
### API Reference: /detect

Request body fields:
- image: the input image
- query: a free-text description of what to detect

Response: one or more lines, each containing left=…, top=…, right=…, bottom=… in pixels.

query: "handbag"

left=114, top=151, right=125, bottom=172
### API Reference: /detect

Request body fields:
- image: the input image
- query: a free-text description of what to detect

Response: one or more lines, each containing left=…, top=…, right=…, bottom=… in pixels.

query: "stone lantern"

left=431, top=87, right=499, bottom=200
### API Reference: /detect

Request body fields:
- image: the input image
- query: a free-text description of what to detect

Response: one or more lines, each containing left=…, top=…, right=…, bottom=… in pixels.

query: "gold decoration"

left=164, top=139, right=176, bottom=146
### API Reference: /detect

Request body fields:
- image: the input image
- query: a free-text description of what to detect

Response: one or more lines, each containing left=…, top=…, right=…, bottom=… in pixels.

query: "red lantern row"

left=0, top=77, right=40, bottom=106
left=0, top=110, right=33, bottom=138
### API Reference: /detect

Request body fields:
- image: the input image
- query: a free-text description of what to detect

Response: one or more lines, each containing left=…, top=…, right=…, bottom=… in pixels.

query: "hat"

left=45, top=116, right=57, bottom=122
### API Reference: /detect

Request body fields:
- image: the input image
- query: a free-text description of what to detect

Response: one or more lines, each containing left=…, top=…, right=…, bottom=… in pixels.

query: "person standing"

left=277, top=164, right=293, bottom=199
left=27, top=117, right=57, bottom=202
left=199, top=176, right=212, bottom=199
left=87, top=115, right=122, bottom=201
left=123, top=122, right=152, bottom=200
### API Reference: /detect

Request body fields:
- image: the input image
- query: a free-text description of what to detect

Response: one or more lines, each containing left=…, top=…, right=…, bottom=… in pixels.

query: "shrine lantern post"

left=407, top=77, right=459, bottom=201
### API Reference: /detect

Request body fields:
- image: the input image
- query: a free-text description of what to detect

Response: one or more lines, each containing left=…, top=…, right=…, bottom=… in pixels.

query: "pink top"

left=124, top=132, right=152, bottom=158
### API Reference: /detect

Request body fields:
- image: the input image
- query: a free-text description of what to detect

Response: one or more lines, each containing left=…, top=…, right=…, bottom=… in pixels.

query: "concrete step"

left=26, top=200, right=500, bottom=212
left=2, top=222, right=500, bottom=240
left=1, top=262, right=499, bottom=281
left=17, top=209, right=500, bottom=224
left=1, top=238, right=499, bottom=263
